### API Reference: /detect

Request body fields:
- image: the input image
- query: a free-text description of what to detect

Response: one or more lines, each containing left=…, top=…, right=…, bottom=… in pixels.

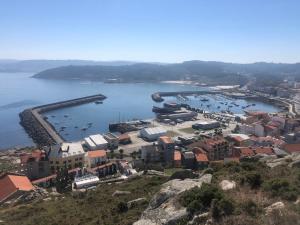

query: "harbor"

left=19, top=94, right=106, bottom=146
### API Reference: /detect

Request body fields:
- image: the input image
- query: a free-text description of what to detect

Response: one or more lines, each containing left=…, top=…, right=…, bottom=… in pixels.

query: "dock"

left=151, top=91, right=221, bottom=102
left=20, top=94, right=106, bottom=147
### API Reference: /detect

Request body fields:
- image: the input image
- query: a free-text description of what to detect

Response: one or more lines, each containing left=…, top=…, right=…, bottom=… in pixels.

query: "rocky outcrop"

left=127, top=198, right=147, bottom=209
left=261, top=152, right=300, bottom=168
left=112, top=190, right=131, bottom=197
left=265, top=202, right=285, bottom=216
left=134, top=174, right=212, bottom=225
left=188, top=212, right=209, bottom=225
left=219, top=180, right=236, bottom=191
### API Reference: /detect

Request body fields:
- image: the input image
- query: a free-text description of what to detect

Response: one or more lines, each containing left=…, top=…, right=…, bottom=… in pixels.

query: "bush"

left=169, top=170, right=197, bottom=180
left=245, top=172, right=262, bottom=189
left=211, top=198, right=235, bottom=220
left=180, top=184, right=225, bottom=214
left=242, top=200, right=260, bottom=217
left=117, top=201, right=128, bottom=213
left=263, top=178, right=298, bottom=201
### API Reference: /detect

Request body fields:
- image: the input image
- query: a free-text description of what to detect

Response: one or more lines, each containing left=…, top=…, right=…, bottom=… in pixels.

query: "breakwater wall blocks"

left=151, top=91, right=222, bottom=102
left=19, top=94, right=106, bottom=147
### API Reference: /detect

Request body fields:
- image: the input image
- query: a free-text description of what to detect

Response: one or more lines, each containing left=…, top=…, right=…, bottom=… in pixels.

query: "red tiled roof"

left=195, top=153, right=208, bottom=162
left=255, top=147, right=274, bottom=155
left=0, top=174, right=35, bottom=202
left=20, top=150, right=46, bottom=164
left=87, top=150, right=106, bottom=158
left=283, top=144, right=300, bottom=153
left=173, top=150, right=181, bottom=161
left=192, top=147, right=206, bottom=154
left=240, top=148, right=255, bottom=157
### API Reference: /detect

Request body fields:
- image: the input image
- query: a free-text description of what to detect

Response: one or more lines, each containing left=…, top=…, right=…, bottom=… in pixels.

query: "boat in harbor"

left=81, top=127, right=88, bottom=131
left=95, top=100, right=103, bottom=104
left=200, top=98, right=209, bottom=102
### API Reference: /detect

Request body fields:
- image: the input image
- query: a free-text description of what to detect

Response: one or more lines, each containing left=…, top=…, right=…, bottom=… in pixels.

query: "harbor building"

left=140, top=127, right=167, bottom=141
left=103, top=133, right=119, bottom=149
left=46, top=142, right=85, bottom=174
left=85, top=134, right=108, bottom=150
left=192, top=120, right=220, bottom=130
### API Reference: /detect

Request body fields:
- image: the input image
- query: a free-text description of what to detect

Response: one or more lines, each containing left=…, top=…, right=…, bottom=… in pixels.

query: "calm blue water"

left=0, top=72, right=280, bottom=150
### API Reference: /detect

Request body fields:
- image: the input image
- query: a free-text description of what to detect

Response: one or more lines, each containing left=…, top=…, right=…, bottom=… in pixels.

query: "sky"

left=0, top=0, right=300, bottom=63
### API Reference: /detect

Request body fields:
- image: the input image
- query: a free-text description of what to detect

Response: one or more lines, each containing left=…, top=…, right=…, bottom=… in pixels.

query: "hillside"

left=1, top=159, right=299, bottom=225
left=32, top=61, right=300, bottom=85
left=0, top=60, right=137, bottom=73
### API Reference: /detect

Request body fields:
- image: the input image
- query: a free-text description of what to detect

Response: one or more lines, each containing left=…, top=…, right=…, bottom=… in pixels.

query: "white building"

left=192, top=120, right=220, bottom=130
left=140, top=127, right=167, bottom=141
left=74, top=174, right=100, bottom=189
left=240, top=123, right=264, bottom=137
left=85, top=134, right=108, bottom=150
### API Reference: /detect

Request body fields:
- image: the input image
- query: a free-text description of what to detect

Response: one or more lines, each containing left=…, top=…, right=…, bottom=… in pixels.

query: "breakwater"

left=19, top=94, right=106, bottom=147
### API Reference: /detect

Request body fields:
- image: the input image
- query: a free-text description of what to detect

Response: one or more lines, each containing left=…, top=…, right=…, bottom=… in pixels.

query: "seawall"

left=19, top=94, right=106, bottom=147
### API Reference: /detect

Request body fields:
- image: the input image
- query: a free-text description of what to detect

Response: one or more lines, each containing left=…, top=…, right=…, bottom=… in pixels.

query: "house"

left=85, top=134, right=108, bottom=150
left=46, top=142, right=85, bottom=174
left=226, top=134, right=251, bottom=147
left=103, top=133, right=119, bottom=149
left=240, top=122, right=265, bottom=137
left=182, top=151, right=195, bottom=169
left=197, top=136, right=229, bottom=161
left=282, top=144, right=300, bottom=154
left=140, top=127, right=167, bottom=141
left=140, top=144, right=162, bottom=163
left=232, top=147, right=255, bottom=158
left=86, top=150, right=107, bottom=168
left=173, top=150, right=182, bottom=168
left=118, top=133, right=131, bottom=145
left=254, top=147, right=274, bottom=155
left=0, top=173, right=35, bottom=204
left=158, top=136, right=175, bottom=163
left=20, top=150, right=50, bottom=180
left=250, top=136, right=285, bottom=147
left=194, top=152, right=209, bottom=169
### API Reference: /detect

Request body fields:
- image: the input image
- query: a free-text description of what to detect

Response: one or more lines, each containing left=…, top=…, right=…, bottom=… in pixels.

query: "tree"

left=119, top=149, right=124, bottom=159
left=56, top=167, right=71, bottom=193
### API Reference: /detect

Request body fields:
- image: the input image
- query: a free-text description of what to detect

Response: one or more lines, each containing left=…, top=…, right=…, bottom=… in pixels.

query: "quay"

left=20, top=94, right=106, bottom=147
left=151, top=90, right=222, bottom=102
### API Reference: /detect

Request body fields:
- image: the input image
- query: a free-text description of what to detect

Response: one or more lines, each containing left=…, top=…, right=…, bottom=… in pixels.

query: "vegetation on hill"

left=0, top=176, right=168, bottom=225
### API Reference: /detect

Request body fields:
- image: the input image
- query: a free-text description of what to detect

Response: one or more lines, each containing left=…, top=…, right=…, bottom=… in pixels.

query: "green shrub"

left=211, top=198, right=235, bottom=220
left=169, top=170, right=197, bottom=180
left=180, top=184, right=224, bottom=214
left=117, top=201, right=128, bottom=213
left=245, top=172, right=262, bottom=189
left=242, top=200, right=260, bottom=217
left=263, top=178, right=298, bottom=201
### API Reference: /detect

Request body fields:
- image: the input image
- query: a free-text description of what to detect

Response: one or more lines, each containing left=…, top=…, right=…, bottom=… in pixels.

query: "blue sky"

left=0, top=0, right=299, bottom=63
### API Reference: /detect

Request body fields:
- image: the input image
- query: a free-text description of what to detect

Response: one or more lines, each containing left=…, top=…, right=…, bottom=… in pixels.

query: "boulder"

left=134, top=174, right=212, bottom=225
left=112, top=190, right=131, bottom=197
left=127, top=198, right=147, bottom=208
left=188, top=212, right=209, bottom=225
left=288, top=159, right=300, bottom=168
left=219, top=180, right=236, bottom=191
left=265, top=202, right=285, bottom=215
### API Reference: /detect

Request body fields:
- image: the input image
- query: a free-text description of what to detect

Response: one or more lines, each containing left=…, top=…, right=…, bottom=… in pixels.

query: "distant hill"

left=32, top=60, right=300, bottom=85
left=0, top=59, right=138, bottom=73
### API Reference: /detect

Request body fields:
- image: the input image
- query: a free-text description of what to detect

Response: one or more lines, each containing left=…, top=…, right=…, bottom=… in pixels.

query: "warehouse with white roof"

left=85, top=134, right=108, bottom=150
left=140, top=127, right=167, bottom=141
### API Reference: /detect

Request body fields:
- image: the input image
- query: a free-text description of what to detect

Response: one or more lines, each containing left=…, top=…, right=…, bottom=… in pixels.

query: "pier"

left=151, top=90, right=222, bottom=102
left=20, top=94, right=106, bottom=147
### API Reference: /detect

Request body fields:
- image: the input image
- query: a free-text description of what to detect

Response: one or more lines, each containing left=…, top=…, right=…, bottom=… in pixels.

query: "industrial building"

left=85, top=134, right=108, bottom=150
left=192, top=120, right=220, bottom=130
left=140, top=127, right=167, bottom=141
